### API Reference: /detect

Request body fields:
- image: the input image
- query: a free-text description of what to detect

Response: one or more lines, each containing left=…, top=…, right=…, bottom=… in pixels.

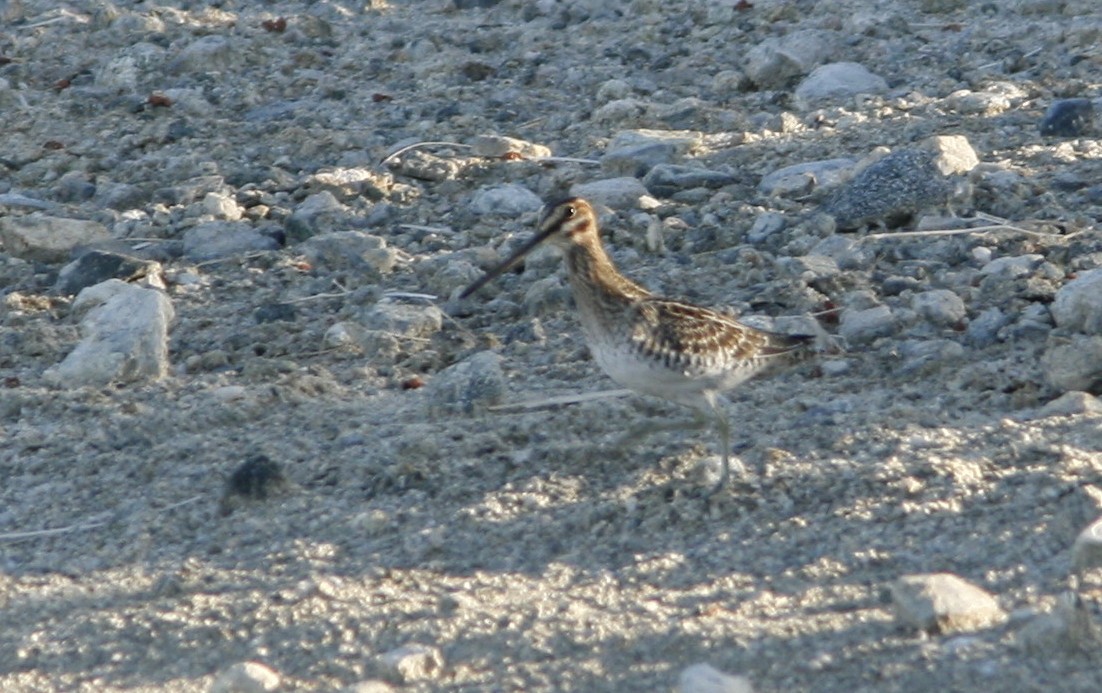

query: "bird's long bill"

left=459, top=226, right=556, bottom=299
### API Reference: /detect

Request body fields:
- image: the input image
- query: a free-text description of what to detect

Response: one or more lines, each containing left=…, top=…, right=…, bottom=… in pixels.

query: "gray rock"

left=1039, top=391, right=1102, bottom=418
left=1052, top=268, right=1102, bottom=334
left=642, top=164, right=736, bottom=198
left=677, top=662, right=754, bottom=693
left=95, top=42, right=164, bottom=92
left=55, top=171, right=96, bottom=202
left=470, top=184, right=542, bottom=216
left=285, top=191, right=349, bottom=241
left=945, top=89, right=1012, bottom=116
left=746, top=212, right=786, bottom=244
left=44, top=280, right=174, bottom=387
left=745, top=29, right=835, bottom=89
left=569, top=177, right=650, bottom=209
left=299, top=231, right=398, bottom=280
left=208, top=661, right=281, bottom=693
left=779, top=254, right=840, bottom=283
left=168, top=35, right=238, bottom=75
left=899, top=339, right=965, bottom=374
left=912, top=289, right=966, bottom=327
left=361, top=302, right=443, bottom=340
left=980, top=254, right=1045, bottom=278
left=839, top=305, right=894, bottom=344
left=821, top=149, right=956, bottom=230
left=390, top=150, right=462, bottom=181
left=891, top=573, right=1006, bottom=635
left=601, top=142, right=679, bottom=178
left=55, top=251, right=163, bottom=296
left=811, top=234, right=873, bottom=270
left=470, top=134, right=551, bottom=159
left=378, top=643, right=445, bottom=683
left=1042, top=335, right=1102, bottom=392
left=523, top=276, right=570, bottom=316
left=0, top=215, right=110, bottom=263
left=966, top=307, right=1009, bottom=347
left=1010, top=302, right=1053, bottom=341
left=758, top=158, right=855, bottom=197
left=182, top=222, right=280, bottom=262
left=794, top=62, right=888, bottom=108
left=608, top=128, right=703, bottom=154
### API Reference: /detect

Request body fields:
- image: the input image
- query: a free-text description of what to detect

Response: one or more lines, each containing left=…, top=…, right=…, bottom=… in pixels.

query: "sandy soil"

left=2, top=0, right=1102, bottom=691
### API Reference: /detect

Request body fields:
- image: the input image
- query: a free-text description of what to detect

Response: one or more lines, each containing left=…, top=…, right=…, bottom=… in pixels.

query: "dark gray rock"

left=642, top=164, right=736, bottom=198
left=55, top=250, right=162, bottom=295
left=1040, top=98, right=1094, bottom=137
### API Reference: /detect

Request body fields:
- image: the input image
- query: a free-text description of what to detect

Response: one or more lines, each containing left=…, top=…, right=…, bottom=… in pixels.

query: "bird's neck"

left=564, top=237, right=651, bottom=306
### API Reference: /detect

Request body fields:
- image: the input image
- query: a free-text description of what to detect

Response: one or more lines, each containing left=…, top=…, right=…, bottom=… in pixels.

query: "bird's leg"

left=703, top=401, right=746, bottom=498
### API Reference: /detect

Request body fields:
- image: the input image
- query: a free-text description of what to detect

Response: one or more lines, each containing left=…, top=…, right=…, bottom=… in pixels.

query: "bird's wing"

left=628, top=298, right=811, bottom=368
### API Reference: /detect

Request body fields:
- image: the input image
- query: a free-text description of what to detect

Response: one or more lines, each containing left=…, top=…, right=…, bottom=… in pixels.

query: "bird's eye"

left=565, top=205, right=576, bottom=217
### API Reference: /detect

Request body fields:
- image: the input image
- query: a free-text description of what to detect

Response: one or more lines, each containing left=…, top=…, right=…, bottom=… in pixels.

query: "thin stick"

left=531, top=156, right=601, bottom=166
left=399, top=224, right=456, bottom=234
left=379, top=141, right=471, bottom=167
left=0, top=495, right=202, bottom=543
left=383, top=291, right=438, bottom=301
left=194, top=251, right=275, bottom=268
left=282, top=291, right=350, bottom=304
left=488, top=389, right=634, bottom=412
left=861, top=218, right=1069, bottom=241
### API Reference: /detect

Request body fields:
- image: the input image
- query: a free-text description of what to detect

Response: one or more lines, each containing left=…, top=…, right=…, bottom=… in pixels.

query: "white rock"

left=677, top=663, right=754, bottom=693
left=569, top=177, right=649, bottom=209
left=378, top=643, right=444, bottom=683
left=45, top=280, right=174, bottom=387
left=469, top=184, right=542, bottom=216
left=1052, top=268, right=1102, bottom=334
left=1039, top=391, right=1102, bottom=418
left=890, top=573, right=1006, bottom=635
left=912, top=289, right=967, bottom=327
left=794, top=62, right=888, bottom=108
left=208, top=661, right=280, bottom=693
left=1073, top=515, right=1102, bottom=573
left=203, top=192, right=243, bottom=221
left=0, top=215, right=110, bottom=263
left=921, top=135, right=980, bottom=175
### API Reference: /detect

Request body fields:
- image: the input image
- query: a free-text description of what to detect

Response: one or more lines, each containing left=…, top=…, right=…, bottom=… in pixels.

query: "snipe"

left=461, top=197, right=814, bottom=495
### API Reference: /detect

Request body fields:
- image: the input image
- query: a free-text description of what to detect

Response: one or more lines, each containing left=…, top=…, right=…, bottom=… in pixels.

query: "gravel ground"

left=3, top=0, right=1102, bottom=691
